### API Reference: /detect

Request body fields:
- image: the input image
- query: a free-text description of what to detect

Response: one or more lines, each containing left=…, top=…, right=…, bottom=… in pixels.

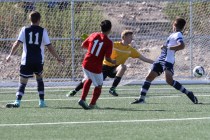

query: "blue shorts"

left=151, top=61, right=174, bottom=76
left=20, top=64, right=43, bottom=78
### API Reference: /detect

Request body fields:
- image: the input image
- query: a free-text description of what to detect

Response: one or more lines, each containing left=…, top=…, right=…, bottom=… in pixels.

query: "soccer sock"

left=140, top=81, right=151, bottom=100
left=16, top=83, right=26, bottom=101
left=111, top=76, right=122, bottom=89
left=172, top=80, right=189, bottom=94
left=81, top=79, right=92, bottom=101
left=37, top=78, right=44, bottom=100
left=75, top=81, right=84, bottom=92
left=90, top=87, right=101, bottom=105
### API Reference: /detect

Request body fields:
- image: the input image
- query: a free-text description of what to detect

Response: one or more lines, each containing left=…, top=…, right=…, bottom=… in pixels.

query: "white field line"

left=1, top=87, right=210, bottom=94
left=1, top=117, right=210, bottom=127
left=1, top=95, right=210, bottom=103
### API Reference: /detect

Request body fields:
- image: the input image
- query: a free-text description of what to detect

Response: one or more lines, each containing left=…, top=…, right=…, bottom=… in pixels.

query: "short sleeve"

left=130, top=47, right=141, bottom=58
left=175, top=32, right=184, bottom=43
left=17, top=27, right=25, bottom=43
left=43, top=28, right=51, bottom=46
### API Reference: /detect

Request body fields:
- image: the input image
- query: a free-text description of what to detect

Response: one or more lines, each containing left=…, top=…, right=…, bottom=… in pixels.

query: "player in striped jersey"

left=131, top=17, right=198, bottom=104
left=5, top=11, right=64, bottom=108
left=66, top=30, right=154, bottom=97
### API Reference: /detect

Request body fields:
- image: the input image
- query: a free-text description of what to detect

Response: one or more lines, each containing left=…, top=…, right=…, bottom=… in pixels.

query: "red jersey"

left=82, top=32, right=113, bottom=73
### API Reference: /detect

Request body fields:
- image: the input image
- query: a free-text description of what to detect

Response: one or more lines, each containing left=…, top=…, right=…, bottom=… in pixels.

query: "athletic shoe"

left=66, top=90, right=77, bottom=97
left=39, top=100, right=47, bottom=108
left=130, top=99, right=145, bottom=104
left=6, top=100, right=20, bottom=108
left=186, top=92, right=198, bottom=104
left=78, top=99, right=90, bottom=110
left=89, top=104, right=100, bottom=109
left=109, top=88, right=118, bottom=96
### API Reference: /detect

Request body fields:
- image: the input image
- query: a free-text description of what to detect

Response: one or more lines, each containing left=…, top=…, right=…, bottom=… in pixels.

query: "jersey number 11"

left=91, top=39, right=104, bottom=57
left=28, top=32, right=39, bottom=45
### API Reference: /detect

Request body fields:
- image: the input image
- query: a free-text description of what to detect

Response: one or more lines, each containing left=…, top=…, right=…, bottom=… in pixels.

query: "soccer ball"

left=193, top=66, right=205, bottom=78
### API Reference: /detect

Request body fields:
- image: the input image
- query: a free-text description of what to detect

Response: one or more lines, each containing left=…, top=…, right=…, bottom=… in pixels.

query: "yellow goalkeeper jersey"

left=103, top=41, right=141, bottom=66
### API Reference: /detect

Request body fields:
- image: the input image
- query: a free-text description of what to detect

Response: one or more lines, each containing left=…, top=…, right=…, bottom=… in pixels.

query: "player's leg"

left=89, top=73, right=103, bottom=109
left=131, top=62, right=161, bottom=104
left=78, top=79, right=92, bottom=109
left=6, top=64, right=33, bottom=108
left=165, top=70, right=198, bottom=104
left=109, top=64, right=127, bottom=96
left=34, top=64, right=47, bottom=107
left=78, top=68, right=92, bottom=109
left=66, top=68, right=107, bottom=97
left=35, top=74, right=47, bottom=107
left=89, top=85, right=102, bottom=109
left=6, top=76, right=29, bottom=108
left=66, top=79, right=85, bottom=97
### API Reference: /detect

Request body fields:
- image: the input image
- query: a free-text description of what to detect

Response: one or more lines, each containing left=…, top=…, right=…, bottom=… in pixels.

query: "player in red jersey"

left=78, top=20, right=116, bottom=109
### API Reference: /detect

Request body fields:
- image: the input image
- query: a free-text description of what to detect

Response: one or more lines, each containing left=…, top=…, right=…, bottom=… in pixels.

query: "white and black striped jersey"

left=17, top=25, right=51, bottom=65
left=157, top=32, right=184, bottom=64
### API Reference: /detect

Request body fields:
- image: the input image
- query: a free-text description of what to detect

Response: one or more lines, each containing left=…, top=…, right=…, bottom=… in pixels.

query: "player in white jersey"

left=131, top=17, right=198, bottom=104
left=5, top=11, right=64, bottom=108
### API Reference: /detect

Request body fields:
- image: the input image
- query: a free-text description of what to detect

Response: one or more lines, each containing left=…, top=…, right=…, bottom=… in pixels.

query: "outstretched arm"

left=47, top=45, right=64, bottom=63
left=138, top=55, right=154, bottom=64
left=169, top=41, right=185, bottom=51
left=6, top=41, right=21, bottom=62
left=105, top=57, right=116, bottom=65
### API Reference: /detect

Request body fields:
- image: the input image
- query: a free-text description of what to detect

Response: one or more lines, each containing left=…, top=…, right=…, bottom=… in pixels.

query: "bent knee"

left=166, top=78, right=173, bottom=85
left=96, top=85, right=102, bottom=89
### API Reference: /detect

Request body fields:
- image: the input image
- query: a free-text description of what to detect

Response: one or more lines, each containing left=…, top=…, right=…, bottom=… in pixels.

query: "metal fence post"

left=71, top=0, right=75, bottom=80
left=189, top=0, right=193, bottom=78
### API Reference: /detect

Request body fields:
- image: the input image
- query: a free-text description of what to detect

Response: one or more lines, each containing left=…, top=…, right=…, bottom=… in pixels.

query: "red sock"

left=90, top=87, right=101, bottom=105
left=81, top=79, right=92, bottom=101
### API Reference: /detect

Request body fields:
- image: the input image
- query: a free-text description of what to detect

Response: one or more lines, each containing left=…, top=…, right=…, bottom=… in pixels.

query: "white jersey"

left=158, top=32, right=184, bottom=64
left=17, top=25, right=51, bottom=65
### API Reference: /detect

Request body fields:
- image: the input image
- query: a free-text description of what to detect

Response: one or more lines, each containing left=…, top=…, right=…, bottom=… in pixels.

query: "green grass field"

left=1, top=85, right=210, bottom=140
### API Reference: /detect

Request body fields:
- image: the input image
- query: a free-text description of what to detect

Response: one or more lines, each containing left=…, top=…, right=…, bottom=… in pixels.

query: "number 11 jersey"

left=17, top=25, right=51, bottom=65
left=82, top=32, right=113, bottom=74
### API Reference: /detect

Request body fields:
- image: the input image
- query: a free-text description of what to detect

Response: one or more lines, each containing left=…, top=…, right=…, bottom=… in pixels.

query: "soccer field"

left=1, top=85, right=210, bottom=140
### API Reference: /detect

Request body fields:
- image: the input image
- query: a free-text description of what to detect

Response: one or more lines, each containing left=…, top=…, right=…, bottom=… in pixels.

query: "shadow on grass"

left=197, top=102, right=210, bottom=105
left=102, top=107, right=166, bottom=112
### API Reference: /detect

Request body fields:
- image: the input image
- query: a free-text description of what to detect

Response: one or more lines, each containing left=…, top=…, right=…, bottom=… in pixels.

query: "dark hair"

left=29, top=11, right=41, bottom=23
left=100, top=20, right=112, bottom=32
left=174, top=17, right=186, bottom=30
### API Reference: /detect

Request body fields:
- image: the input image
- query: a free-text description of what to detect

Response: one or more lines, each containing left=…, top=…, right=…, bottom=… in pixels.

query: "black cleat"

left=130, top=99, right=145, bottom=104
left=66, top=90, right=77, bottom=97
left=186, top=92, right=198, bottom=104
left=109, top=88, right=118, bottom=96
left=78, top=99, right=90, bottom=110
left=5, top=102, right=20, bottom=108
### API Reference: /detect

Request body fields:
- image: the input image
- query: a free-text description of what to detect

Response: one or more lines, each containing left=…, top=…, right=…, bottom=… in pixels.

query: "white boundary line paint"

left=1, top=95, right=210, bottom=103
left=1, top=87, right=210, bottom=94
left=1, top=117, right=210, bottom=127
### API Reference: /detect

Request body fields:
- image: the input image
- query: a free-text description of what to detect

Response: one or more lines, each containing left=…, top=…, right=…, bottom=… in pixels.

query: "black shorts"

left=102, top=65, right=118, bottom=79
left=152, top=61, right=174, bottom=76
left=20, top=64, right=43, bottom=78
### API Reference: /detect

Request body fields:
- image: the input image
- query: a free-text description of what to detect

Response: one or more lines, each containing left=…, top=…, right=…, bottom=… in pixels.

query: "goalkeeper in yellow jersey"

left=66, top=30, right=154, bottom=97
